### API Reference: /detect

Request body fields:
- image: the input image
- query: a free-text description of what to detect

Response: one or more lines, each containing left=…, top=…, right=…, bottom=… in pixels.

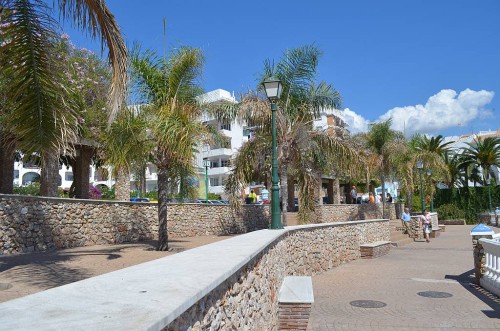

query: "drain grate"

left=0, top=283, right=12, bottom=291
left=417, top=291, right=453, bottom=298
left=350, top=300, right=387, bottom=308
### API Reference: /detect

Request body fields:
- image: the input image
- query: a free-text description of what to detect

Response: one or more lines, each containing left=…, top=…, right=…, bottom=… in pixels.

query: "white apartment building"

left=12, top=89, right=351, bottom=198
left=196, top=89, right=248, bottom=196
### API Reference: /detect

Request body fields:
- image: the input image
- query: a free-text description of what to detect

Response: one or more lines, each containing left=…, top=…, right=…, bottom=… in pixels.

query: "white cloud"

left=344, top=89, right=494, bottom=135
left=343, top=108, right=370, bottom=134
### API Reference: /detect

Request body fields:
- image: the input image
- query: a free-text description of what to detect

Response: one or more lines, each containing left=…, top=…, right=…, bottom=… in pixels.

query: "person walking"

left=386, top=193, right=393, bottom=203
left=401, top=207, right=412, bottom=235
left=368, top=192, right=375, bottom=204
left=350, top=186, right=357, bottom=204
left=261, top=187, right=269, bottom=203
left=420, top=210, right=432, bottom=243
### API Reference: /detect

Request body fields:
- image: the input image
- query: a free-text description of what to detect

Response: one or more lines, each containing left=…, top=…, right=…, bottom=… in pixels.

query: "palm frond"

left=2, top=0, right=78, bottom=154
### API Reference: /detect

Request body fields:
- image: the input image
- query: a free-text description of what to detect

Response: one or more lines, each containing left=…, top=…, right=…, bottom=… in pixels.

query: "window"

left=220, top=122, right=231, bottom=131
left=221, top=160, right=231, bottom=167
left=65, top=172, right=73, bottom=181
left=210, top=177, right=219, bottom=186
left=211, top=162, right=219, bottom=168
left=14, top=170, right=19, bottom=179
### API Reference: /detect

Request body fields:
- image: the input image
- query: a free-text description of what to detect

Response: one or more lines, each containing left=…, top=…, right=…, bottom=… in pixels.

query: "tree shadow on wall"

left=446, top=269, right=500, bottom=318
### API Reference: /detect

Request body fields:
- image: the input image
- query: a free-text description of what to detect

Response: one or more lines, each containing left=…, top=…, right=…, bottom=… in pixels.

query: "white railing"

left=479, top=238, right=500, bottom=296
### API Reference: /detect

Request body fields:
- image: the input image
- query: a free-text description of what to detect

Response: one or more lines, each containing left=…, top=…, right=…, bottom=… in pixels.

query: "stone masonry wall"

left=0, top=194, right=395, bottom=255
left=315, top=203, right=397, bottom=222
left=0, top=194, right=270, bottom=255
left=165, top=220, right=389, bottom=330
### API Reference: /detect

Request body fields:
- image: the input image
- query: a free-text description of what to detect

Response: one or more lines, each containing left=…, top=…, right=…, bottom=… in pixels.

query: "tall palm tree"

left=463, top=137, right=500, bottom=182
left=102, top=109, right=152, bottom=200
left=0, top=0, right=127, bottom=196
left=226, top=45, right=353, bottom=224
left=364, top=119, right=404, bottom=218
left=131, top=45, right=225, bottom=251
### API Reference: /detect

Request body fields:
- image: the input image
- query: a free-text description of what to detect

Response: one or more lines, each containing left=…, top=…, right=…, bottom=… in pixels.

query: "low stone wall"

left=440, top=219, right=466, bottom=225
left=166, top=220, right=389, bottom=330
left=0, top=194, right=269, bottom=255
left=315, top=203, right=397, bottom=222
left=0, top=194, right=395, bottom=255
left=0, top=219, right=389, bottom=330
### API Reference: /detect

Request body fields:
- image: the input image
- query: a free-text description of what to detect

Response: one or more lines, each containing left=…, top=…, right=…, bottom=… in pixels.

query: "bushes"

left=436, top=203, right=466, bottom=221
left=434, top=186, right=500, bottom=224
left=13, top=183, right=40, bottom=196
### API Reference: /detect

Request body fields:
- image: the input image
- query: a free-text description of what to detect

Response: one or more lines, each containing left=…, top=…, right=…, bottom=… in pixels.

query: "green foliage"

left=436, top=203, right=466, bottom=221
left=208, top=193, right=221, bottom=200
left=100, top=185, right=115, bottom=200
left=434, top=186, right=500, bottom=224
left=13, top=183, right=40, bottom=196
left=144, top=191, right=158, bottom=200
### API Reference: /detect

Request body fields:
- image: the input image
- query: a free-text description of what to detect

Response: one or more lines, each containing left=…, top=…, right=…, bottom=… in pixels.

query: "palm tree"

left=463, top=137, right=500, bottom=183
left=0, top=0, right=127, bottom=196
left=364, top=119, right=404, bottom=218
left=131, top=45, right=226, bottom=251
left=226, top=45, right=353, bottom=224
left=102, top=109, right=152, bottom=201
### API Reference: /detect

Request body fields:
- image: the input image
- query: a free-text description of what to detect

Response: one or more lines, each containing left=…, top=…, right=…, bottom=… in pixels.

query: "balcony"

left=208, top=167, right=230, bottom=176
left=209, top=185, right=224, bottom=195
left=203, top=148, right=233, bottom=158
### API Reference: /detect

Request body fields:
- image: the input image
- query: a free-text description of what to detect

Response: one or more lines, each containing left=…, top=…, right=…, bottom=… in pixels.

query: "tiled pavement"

left=308, top=225, right=500, bottom=331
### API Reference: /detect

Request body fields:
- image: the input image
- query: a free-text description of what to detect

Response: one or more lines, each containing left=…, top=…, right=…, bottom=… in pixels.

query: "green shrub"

left=100, top=186, right=115, bottom=200
left=436, top=203, right=466, bottom=221
left=145, top=191, right=158, bottom=200
left=13, top=183, right=40, bottom=196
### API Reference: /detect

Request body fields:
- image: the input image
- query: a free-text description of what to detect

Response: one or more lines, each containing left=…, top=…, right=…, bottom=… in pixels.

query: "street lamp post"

left=487, top=176, right=492, bottom=213
left=427, top=169, right=434, bottom=212
left=417, top=160, right=425, bottom=212
left=263, top=76, right=283, bottom=229
left=202, top=159, right=211, bottom=203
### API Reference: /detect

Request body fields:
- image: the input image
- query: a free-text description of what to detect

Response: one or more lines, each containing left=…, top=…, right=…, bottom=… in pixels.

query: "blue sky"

left=64, top=0, right=500, bottom=137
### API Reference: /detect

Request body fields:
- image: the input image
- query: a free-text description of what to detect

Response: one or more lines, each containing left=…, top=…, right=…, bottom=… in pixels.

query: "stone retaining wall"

left=165, top=220, right=389, bottom=330
left=315, top=203, right=397, bottom=222
left=0, top=194, right=269, bottom=255
left=0, top=194, right=396, bottom=255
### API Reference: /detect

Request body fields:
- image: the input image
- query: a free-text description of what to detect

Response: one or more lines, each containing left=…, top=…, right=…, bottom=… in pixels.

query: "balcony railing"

left=203, top=148, right=232, bottom=158
left=208, top=167, right=230, bottom=176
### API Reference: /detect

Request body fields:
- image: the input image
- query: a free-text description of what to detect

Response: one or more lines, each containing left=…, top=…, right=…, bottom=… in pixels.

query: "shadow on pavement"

left=446, top=268, right=500, bottom=318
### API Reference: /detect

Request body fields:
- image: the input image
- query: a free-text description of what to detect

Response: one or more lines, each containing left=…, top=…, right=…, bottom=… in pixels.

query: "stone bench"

left=360, top=241, right=391, bottom=259
left=278, top=276, right=314, bottom=331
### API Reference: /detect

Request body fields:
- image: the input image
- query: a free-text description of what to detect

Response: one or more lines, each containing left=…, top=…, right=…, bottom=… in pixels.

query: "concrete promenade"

left=308, top=225, right=500, bottom=331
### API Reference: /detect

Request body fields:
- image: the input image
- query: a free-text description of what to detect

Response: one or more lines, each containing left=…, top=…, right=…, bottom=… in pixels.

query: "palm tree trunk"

left=280, top=165, right=288, bottom=227
left=381, top=160, right=386, bottom=219
left=141, top=166, right=147, bottom=196
left=406, top=191, right=412, bottom=212
left=40, top=149, right=59, bottom=197
left=333, top=177, right=340, bottom=204
left=287, top=175, right=295, bottom=212
left=72, top=145, right=93, bottom=199
left=157, top=163, right=169, bottom=251
left=317, top=172, right=323, bottom=205
left=114, top=167, right=130, bottom=201
left=0, top=135, right=15, bottom=194
left=365, top=166, right=371, bottom=195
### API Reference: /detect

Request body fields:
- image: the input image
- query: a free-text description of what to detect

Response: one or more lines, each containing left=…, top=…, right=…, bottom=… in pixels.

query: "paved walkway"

left=308, top=225, right=500, bottom=331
